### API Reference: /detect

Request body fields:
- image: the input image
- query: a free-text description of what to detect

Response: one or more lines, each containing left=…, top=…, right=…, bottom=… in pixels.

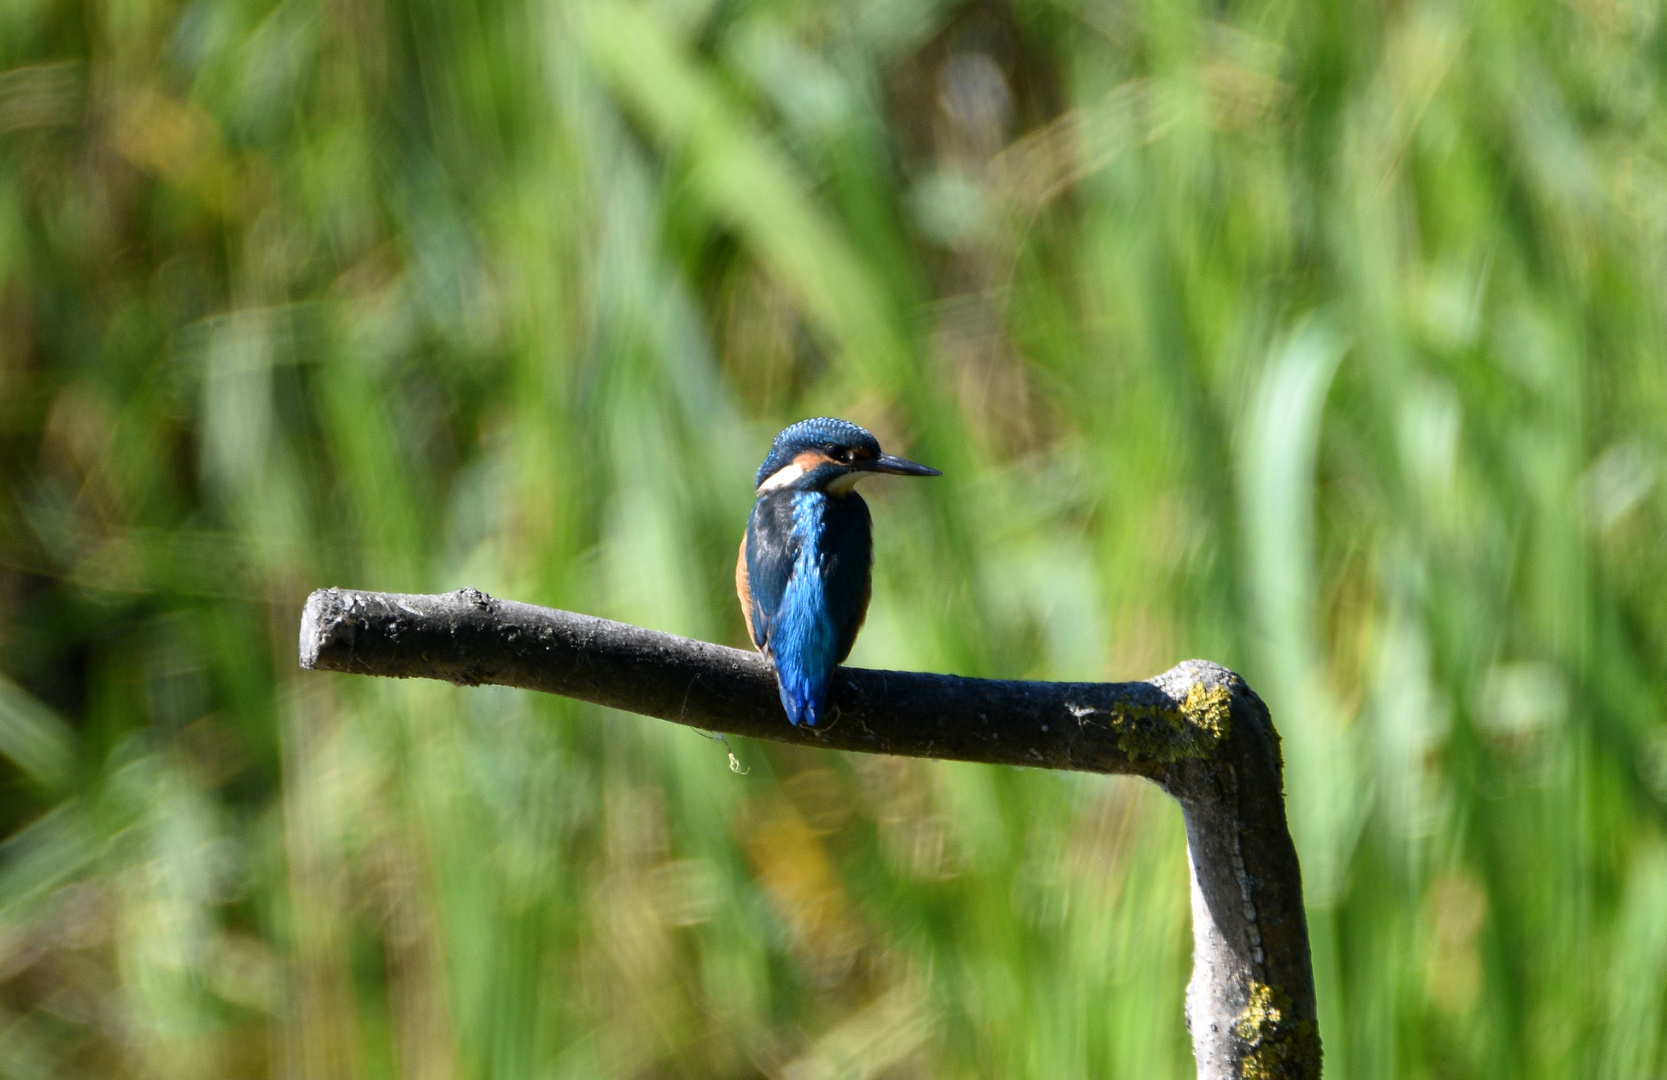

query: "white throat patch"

left=825, top=470, right=865, bottom=494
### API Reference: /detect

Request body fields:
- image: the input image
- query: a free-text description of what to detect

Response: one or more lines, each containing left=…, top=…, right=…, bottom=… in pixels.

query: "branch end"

left=299, top=588, right=348, bottom=671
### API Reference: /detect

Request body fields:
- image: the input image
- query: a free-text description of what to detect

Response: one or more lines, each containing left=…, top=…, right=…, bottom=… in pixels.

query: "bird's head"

left=755, top=417, right=941, bottom=495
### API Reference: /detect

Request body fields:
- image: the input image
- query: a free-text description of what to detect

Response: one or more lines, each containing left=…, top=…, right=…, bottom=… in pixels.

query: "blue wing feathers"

left=742, top=490, right=872, bottom=726
left=743, top=493, right=797, bottom=652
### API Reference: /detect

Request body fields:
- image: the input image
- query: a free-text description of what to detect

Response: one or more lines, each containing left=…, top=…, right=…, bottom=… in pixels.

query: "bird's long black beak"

left=868, top=453, right=942, bottom=477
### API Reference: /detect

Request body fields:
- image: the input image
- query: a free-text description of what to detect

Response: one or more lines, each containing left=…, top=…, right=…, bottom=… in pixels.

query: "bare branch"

left=299, top=586, right=1319, bottom=1079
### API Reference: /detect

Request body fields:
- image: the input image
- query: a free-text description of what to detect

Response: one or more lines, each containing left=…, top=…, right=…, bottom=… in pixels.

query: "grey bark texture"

left=299, top=586, right=1320, bottom=1079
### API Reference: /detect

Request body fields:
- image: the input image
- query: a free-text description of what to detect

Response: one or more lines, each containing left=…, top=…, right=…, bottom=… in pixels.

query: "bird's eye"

left=828, top=445, right=853, bottom=463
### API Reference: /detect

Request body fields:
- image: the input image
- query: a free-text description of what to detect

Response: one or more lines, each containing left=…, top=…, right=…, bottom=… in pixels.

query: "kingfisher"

left=737, top=418, right=941, bottom=727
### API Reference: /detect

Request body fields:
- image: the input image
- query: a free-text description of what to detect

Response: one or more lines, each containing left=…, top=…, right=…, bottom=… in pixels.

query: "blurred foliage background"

left=1, top=0, right=1666, bottom=1074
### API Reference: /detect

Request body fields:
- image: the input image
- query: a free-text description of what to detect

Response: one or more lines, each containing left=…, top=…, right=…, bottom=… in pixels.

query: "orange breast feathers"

left=736, top=534, right=758, bottom=649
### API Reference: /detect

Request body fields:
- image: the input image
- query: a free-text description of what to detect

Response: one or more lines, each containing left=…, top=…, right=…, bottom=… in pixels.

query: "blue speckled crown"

left=755, top=418, right=882, bottom=487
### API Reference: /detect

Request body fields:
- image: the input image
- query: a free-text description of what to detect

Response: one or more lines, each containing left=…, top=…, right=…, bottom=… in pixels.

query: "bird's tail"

left=775, top=668, right=829, bottom=727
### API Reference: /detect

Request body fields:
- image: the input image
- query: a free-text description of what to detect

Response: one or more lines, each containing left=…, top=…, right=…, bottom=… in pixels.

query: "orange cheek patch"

left=759, top=451, right=839, bottom=493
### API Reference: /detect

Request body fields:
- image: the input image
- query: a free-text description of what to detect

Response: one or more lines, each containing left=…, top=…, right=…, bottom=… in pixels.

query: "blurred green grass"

left=2, top=0, right=1666, bottom=1075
